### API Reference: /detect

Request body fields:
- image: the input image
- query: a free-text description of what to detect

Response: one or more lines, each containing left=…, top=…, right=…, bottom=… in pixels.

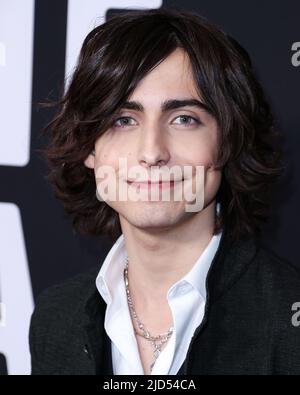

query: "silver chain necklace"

left=124, top=256, right=174, bottom=372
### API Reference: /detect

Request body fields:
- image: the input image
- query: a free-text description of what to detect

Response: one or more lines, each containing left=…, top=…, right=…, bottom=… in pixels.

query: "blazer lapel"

left=82, top=285, right=114, bottom=375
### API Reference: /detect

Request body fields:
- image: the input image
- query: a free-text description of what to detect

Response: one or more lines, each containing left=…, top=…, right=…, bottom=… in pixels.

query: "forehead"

left=129, top=48, right=200, bottom=101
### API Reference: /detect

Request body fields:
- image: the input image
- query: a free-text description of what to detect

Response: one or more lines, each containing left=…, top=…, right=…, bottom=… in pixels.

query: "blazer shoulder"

left=254, top=245, right=300, bottom=374
left=254, top=242, right=300, bottom=299
left=30, top=265, right=101, bottom=329
left=29, top=266, right=102, bottom=375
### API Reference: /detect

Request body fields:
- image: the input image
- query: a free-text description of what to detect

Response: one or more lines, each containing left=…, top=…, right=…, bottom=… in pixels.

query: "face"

left=84, top=48, right=222, bottom=232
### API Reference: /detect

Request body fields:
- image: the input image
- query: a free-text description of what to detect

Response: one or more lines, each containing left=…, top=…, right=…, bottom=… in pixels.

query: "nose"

left=137, top=126, right=171, bottom=168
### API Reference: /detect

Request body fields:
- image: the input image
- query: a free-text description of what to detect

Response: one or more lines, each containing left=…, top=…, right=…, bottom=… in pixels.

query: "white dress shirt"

left=96, top=230, right=222, bottom=375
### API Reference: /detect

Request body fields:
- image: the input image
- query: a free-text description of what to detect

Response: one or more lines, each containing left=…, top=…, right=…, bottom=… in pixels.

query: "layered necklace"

left=124, top=256, right=174, bottom=372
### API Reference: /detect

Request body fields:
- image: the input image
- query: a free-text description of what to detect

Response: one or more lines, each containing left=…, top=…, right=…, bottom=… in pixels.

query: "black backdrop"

left=0, top=0, right=299, bottom=375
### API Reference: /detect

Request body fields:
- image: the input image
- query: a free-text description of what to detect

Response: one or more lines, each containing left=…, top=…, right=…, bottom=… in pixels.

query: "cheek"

left=188, top=144, right=217, bottom=168
left=95, top=137, right=120, bottom=168
left=182, top=127, right=219, bottom=167
left=186, top=137, right=220, bottom=196
left=94, top=140, right=133, bottom=190
left=204, top=169, right=222, bottom=203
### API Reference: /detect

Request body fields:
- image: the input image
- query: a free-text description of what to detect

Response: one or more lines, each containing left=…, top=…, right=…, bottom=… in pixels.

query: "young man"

left=30, top=9, right=300, bottom=375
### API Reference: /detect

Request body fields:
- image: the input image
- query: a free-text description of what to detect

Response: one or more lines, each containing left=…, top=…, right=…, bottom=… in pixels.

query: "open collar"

left=80, top=224, right=258, bottom=374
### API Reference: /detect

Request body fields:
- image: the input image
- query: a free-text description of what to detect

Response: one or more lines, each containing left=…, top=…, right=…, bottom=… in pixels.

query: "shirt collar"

left=167, top=231, right=223, bottom=301
left=96, top=230, right=223, bottom=304
left=96, top=233, right=126, bottom=305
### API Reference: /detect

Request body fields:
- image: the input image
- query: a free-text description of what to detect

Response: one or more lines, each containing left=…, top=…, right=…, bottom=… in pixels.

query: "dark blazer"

left=29, top=226, right=300, bottom=375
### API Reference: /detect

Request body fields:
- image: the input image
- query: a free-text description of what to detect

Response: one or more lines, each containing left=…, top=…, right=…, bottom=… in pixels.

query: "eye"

left=172, top=115, right=201, bottom=126
left=113, top=117, right=137, bottom=128
left=112, top=114, right=201, bottom=129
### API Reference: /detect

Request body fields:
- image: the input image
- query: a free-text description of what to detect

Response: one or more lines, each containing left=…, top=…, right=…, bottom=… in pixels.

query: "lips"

left=126, top=179, right=182, bottom=189
left=126, top=178, right=183, bottom=184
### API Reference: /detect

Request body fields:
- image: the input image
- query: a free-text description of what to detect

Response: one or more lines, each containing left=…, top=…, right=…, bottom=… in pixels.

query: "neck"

left=119, top=200, right=216, bottom=312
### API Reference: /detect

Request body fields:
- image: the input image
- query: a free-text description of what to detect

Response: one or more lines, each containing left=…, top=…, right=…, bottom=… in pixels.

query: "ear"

left=83, top=151, right=95, bottom=169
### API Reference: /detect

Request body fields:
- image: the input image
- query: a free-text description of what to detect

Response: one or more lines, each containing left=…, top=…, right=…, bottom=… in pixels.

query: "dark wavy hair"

left=38, top=8, right=284, bottom=243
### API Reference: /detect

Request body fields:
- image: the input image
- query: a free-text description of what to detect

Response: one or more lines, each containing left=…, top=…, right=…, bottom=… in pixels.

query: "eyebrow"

left=120, top=98, right=212, bottom=114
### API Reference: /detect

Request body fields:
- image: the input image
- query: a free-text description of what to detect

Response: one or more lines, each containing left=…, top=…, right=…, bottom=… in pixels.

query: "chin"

left=127, top=207, right=185, bottom=229
left=135, top=221, right=178, bottom=232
